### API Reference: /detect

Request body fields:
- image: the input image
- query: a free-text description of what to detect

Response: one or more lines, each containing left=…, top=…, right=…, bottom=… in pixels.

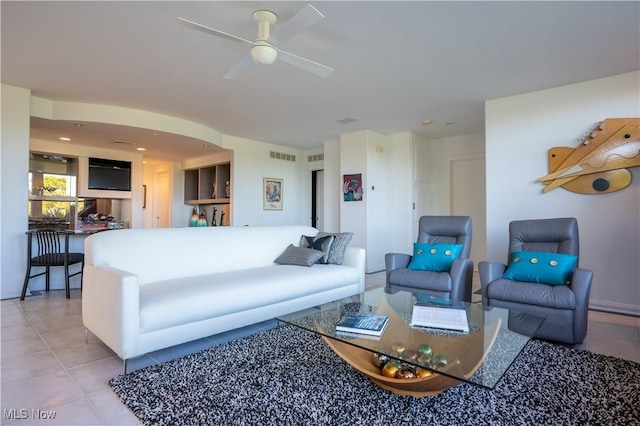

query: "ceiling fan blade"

left=271, top=4, right=323, bottom=44
left=277, top=49, right=333, bottom=78
left=223, top=56, right=254, bottom=79
left=177, top=17, right=253, bottom=47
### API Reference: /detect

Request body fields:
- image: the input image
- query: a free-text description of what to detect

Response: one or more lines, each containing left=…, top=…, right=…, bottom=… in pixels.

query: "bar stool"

left=20, top=229, right=84, bottom=300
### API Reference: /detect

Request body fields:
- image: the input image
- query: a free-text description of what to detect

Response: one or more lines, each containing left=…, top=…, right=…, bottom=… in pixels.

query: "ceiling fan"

left=177, top=3, right=333, bottom=79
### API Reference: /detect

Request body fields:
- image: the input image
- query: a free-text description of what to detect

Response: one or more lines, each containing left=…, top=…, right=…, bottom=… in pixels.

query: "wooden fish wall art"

left=538, top=118, right=640, bottom=194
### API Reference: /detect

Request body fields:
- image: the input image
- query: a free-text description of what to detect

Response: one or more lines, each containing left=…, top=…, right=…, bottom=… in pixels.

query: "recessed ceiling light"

left=203, top=144, right=210, bottom=148
left=59, top=137, right=71, bottom=141
left=136, top=147, right=146, bottom=151
left=73, top=123, right=83, bottom=127
left=421, top=120, right=433, bottom=126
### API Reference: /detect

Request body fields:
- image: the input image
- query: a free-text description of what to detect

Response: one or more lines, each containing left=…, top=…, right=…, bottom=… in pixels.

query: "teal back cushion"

left=502, top=251, right=578, bottom=285
left=407, top=243, right=463, bottom=272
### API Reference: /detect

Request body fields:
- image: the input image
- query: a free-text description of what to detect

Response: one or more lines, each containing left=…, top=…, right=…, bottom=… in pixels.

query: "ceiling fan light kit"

left=177, top=3, right=333, bottom=78
left=250, top=10, right=278, bottom=64
left=250, top=41, right=277, bottom=65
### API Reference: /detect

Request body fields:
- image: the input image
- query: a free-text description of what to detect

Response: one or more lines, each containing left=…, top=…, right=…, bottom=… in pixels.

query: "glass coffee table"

left=277, top=287, right=544, bottom=397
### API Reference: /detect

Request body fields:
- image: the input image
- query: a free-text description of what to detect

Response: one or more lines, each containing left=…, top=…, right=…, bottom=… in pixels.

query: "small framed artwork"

left=343, top=173, right=363, bottom=201
left=263, top=177, right=283, bottom=210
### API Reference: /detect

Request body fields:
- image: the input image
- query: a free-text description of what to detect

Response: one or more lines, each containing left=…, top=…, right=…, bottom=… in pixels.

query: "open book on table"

left=411, top=304, right=469, bottom=333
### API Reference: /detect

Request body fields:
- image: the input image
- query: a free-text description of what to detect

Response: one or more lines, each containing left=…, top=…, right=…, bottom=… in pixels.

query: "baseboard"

left=589, top=299, right=640, bottom=317
left=366, top=263, right=385, bottom=274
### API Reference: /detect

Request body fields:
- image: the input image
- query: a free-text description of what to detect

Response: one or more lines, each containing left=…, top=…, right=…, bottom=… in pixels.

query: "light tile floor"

left=1, top=272, right=638, bottom=425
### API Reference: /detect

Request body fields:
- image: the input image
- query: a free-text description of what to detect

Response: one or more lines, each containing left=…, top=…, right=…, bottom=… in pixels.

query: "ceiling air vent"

left=270, top=151, right=296, bottom=162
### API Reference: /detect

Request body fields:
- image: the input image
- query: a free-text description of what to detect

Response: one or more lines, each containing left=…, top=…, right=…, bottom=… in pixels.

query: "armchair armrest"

left=449, top=258, right=474, bottom=302
left=478, top=261, right=507, bottom=305
left=385, top=253, right=411, bottom=287
left=569, top=267, right=593, bottom=344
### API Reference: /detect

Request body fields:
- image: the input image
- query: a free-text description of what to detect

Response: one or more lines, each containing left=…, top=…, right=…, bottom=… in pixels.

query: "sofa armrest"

left=343, top=246, right=366, bottom=292
left=478, top=261, right=507, bottom=306
left=82, top=264, right=140, bottom=360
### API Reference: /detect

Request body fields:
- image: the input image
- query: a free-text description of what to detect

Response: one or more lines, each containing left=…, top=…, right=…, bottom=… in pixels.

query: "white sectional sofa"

left=82, top=225, right=365, bottom=363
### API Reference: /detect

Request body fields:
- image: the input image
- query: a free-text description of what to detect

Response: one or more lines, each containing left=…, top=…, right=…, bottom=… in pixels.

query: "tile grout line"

left=10, top=297, right=111, bottom=424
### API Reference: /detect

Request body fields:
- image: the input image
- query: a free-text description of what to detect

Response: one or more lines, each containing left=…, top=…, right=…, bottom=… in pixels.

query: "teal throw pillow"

left=502, top=251, right=577, bottom=285
left=407, top=243, right=463, bottom=272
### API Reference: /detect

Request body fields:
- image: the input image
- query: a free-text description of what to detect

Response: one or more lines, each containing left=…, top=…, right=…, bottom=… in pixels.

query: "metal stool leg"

left=45, top=266, right=50, bottom=292
left=64, top=265, right=71, bottom=299
left=20, top=266, right=32, bottom=301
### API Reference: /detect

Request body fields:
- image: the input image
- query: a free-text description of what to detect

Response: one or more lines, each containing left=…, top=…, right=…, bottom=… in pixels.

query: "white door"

left=153, top=171, right=170, bottom=228
left=450, top=157, right=486, bottom=267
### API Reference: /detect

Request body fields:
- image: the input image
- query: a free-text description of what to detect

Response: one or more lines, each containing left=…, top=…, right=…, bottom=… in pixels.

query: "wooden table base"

left=319, top=301, right=502, bottom=398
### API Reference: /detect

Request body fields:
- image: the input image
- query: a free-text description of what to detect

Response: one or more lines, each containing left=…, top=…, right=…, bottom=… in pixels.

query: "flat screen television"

left=88, top=158, right=131, bottom=191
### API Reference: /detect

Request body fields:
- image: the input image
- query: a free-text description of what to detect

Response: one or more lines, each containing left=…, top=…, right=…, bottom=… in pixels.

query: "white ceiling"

left=2, top=1, right=639, bottom=162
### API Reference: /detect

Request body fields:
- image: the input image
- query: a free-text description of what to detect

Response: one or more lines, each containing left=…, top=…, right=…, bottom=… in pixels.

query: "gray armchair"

left=479, top=217, right=593, bottom=345
left=385, top=215, right=473, bottom=302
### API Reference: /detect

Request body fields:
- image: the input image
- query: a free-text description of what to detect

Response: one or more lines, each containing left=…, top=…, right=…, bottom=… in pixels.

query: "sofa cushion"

left=300, top=235, right=335, bottom=264
left=274, top=244, right=324, bottom=267
left=407, top=243, right=463, bottom=272
left=316, top=232, right=353, bottom=264
left=502, top=251, right=577, bottom=285
left=487, top=279, right=576, bottom=309
left=138, top=264, right=361, bottom=333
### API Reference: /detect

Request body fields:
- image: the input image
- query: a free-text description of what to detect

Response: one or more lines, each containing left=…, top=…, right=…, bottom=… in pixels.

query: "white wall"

left=322, top=139, right=341, bottom=233
left=225, top=135, right=309, bottom=227
left=485, top=71, right=640, bottom=315
left=426, top=132, right=487, bottom=264
left=428, top=133, right=485, bottom=215
left=340, top=130, right=394, bottom=272
left=1, top=84, right=31, bottom=299
left=389, top=132, right=417, bottom=254
left=365, top=131, right=392, bottom=272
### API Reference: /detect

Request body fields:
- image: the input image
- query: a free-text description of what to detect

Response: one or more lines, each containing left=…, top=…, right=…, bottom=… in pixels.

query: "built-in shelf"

left=184, top=162, right=231, bottom=206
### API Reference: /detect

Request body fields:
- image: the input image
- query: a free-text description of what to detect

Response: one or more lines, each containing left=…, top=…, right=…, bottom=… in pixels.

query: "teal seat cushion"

left=502, top=251, right=577, bottom=285
left=407, top=243, right=463, bottom=272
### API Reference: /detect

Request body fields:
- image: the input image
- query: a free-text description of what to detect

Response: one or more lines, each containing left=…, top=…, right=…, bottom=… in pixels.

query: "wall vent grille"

left=307, top=154, right=324, bottom=162
left=270, top=151, right=296, bottom=162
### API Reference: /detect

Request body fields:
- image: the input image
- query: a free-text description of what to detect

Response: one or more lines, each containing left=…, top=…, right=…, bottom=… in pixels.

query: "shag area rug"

left=110, top=325, right=640, bottom=426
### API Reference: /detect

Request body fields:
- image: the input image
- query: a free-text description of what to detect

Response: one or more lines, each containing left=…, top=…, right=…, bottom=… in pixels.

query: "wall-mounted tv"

left=88, top=158, right=131, bottom=191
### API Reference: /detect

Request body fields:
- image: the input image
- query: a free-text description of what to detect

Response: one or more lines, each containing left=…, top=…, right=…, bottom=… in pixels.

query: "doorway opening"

left=311, top=169, right=324, bottom=229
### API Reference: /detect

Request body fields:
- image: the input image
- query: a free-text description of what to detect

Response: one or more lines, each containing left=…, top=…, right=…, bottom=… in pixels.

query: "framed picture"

left=343, top=173, right=363, bottom=201
left=263, top=177, right=283, bottom=210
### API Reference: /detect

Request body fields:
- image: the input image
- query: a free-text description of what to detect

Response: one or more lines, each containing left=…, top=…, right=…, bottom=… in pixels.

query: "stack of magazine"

left=335, top=312, right=389, bottom=339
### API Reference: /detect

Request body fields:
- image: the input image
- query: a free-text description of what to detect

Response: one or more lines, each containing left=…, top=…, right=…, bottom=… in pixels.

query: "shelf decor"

left=538, top=117, right=639, bottom=195
left=263, top=178, right=283, bottom=210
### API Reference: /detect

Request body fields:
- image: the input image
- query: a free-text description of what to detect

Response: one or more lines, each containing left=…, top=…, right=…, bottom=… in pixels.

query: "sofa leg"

left=123, top=359, right=128, bottom=375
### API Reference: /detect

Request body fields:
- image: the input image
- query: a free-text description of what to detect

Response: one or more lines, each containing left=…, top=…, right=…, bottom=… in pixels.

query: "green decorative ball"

left=417, top=344, right=433, bottom=357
